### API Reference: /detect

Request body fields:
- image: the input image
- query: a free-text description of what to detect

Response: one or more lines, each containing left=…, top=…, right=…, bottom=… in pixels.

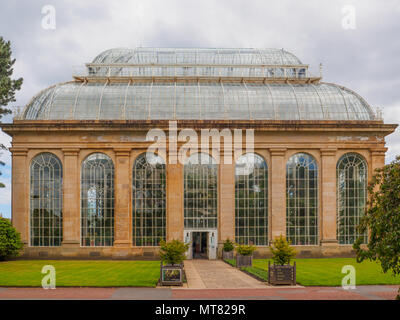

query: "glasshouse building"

left=1, top=47, right=396, bottom=259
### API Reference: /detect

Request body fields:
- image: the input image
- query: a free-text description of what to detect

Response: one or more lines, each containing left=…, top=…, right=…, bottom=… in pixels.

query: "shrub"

left=223, top=238, right=235, bottom=252
left=235, top=243, right=256, bottom=256
left=0, top=217, right=24, bottom=261
left=159, top=239, right=189, bottom=265
left=270, top=235, right=296, bottom=265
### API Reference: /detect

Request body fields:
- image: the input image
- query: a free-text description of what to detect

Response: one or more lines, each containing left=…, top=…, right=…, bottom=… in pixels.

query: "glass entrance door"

left=192, top=232, right=208, bottom=259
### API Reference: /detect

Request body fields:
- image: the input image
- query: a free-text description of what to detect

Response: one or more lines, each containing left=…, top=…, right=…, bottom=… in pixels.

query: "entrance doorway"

left=192, top=232, right=208, bottom=259
left=184, top=230, right=217, bottom=259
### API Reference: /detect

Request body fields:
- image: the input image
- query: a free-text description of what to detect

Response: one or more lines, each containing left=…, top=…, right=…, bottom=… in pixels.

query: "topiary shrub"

left=0, top=217, right=24, bottom=261
left=223, top=238, right=235, bottom=252
left=270, top=234, right=296, bottom=265
left=159, top=239, right=189, bottom=265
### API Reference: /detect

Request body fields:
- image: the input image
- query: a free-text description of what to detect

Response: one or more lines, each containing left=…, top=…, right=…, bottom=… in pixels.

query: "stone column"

left=114, top=148, right=131, bottom=247
left=218, top=154, right=235, bottom=244
left=166, top=152, right=184, bottom=241
left=270, top=148, right=287, bottom=240
left=62, top=148, right=80, bottom=247
left=10, top=148, right=29, bottom=245
left=320, top=148, right=338, bottom=246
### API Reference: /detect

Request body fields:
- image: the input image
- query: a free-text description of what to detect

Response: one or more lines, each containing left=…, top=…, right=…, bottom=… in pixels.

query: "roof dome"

left=22, top=81, right=375, bottom=121
left=92, top=47, right=303, bottom=66
left=20, top=47, right=377, bottom=121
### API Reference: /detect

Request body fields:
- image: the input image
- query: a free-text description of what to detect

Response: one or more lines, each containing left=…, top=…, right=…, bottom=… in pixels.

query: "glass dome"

left=19, top=47, right=377, bottom=121
left=22, top=81, right=375, bottom=121
left=92, top=47, right=303, bottom=66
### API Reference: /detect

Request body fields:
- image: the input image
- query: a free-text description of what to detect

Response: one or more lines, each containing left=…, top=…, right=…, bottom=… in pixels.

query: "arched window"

left=81, top=153, right=114, bottom=246
left=132, top=153, right=166, bottom=246
left=235, top=153, right=268, bottom=245
left=184, top=153, right=218, bottom=229
left=337, top=153, right=367, bottom=244
left=30, top=153, right=63, bottom=246
left=286, top=153, right=319, bottom=245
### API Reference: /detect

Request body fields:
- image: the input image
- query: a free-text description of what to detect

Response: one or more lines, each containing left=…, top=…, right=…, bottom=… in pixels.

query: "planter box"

left=268, top=261, right=296, bottom=286
left=160, top=263, right=183, bottom=286
left=236, top=254, right=253, bottom=268
left=222, top=250, right=234, bottom=260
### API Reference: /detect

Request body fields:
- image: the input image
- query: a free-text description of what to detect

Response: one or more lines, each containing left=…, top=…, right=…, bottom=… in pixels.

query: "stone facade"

left=2, top=120, right=396, bottom=259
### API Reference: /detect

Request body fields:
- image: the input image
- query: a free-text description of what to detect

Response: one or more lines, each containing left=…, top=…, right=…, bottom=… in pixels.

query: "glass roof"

left=22, top=81, right=375, bottom=121
left=92, top=48, right=303, bottom=66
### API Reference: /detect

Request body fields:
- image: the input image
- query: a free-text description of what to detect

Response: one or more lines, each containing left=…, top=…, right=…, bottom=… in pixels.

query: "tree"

left=0, top=36, right=23, bottom=188
left=353, top=155, right=400, bottom=300
left=0, top=216, right=24, bottom=260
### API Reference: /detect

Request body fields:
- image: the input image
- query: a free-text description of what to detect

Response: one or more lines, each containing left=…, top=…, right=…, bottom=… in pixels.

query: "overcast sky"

left=0, top=0, right=399, bottom=218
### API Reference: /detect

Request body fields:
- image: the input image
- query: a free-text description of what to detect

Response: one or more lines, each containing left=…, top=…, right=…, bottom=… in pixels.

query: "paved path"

left=183, top=260, right=268, bottom=289
left=0, top=286, right=398, bottom=300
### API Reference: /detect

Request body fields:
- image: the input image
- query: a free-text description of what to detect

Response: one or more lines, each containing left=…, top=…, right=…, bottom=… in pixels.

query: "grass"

left=0, top=260, right=161, bottom=287
left=225, top=258, right=400, bottom=286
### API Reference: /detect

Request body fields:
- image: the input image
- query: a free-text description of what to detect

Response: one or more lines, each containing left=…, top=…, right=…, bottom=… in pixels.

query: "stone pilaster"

left=166, top=152, right=184, bottom=241
left=114, top=148, right=131, bottom=247
left=218, top=153, right=235, bottom=244
left=320, top=148, right=338, bottom=246
left=62, top=148, right=80, bottom=247
left=370, top=148, right=387, bottom=178
left=10, top=148, right=29, bottom=245
left=270, top=148, right=287, bottom=240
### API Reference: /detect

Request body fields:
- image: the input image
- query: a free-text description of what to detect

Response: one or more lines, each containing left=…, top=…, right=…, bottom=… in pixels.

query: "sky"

left=0, top=0, right=399, bottom=218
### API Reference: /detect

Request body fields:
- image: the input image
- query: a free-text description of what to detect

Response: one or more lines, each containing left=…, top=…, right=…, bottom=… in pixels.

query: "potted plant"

left=222, top=238, right=235, bottom=260
left=235, top=243, right=256, bottom=267
left=159, top=239, right=189, bottom=286
left=268, top=235, right=297, bottom=286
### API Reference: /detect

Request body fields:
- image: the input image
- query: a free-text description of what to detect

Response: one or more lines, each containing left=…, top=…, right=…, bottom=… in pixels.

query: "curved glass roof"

left=92, top=48, right=303, bottom=66
left=22, top=81, right=375, bottom=121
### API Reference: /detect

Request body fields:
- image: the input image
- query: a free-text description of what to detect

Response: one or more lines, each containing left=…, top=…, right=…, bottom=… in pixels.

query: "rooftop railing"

left=72, top=63, right=315, bottom=80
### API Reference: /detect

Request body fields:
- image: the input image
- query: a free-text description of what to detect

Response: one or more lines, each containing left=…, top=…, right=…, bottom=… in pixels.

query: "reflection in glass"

left=81, top=153, right=114, bottom=246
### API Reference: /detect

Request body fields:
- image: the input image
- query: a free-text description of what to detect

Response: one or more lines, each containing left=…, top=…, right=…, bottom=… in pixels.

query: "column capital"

left=62, top=148, right=80, bottom=156
left=320, top=148, right=337, bottom=156
left=114, top=148, right=131, bottom=157
left=269, top=148, right=287, bottom=156
left=9, top=148, right=28, bottom=156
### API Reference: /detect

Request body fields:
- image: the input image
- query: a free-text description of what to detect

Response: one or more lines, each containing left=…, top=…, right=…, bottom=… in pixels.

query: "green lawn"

left=226, top=258, right=400, bottom=286
left=0, top=260, right=161, bottom=287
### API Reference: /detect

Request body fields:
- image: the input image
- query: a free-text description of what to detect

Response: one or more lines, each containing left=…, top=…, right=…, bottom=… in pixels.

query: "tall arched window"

left=337, top=153, right=367, bottom=244
left=235, top=153, right=268, bottom=245
left=132, top=153, right=166, bottom=246
left=184, top=153, right=218, bottom=229
left=286, top=153, right=319, bottom=245
left=30, top=153, right=63, bottom=246
left=81, top=153, right=114, bottom=246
